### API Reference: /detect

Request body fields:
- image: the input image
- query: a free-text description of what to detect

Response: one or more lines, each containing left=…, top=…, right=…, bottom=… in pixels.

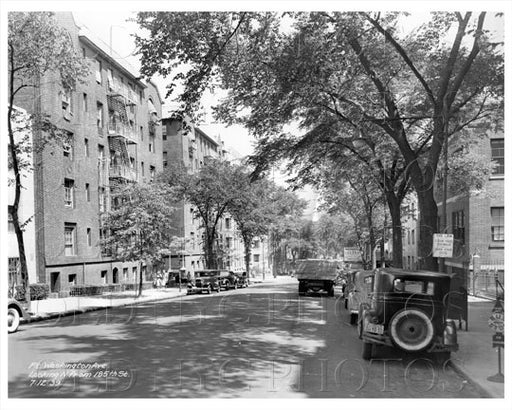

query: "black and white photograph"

left=1, top=0, right=510, bottom=407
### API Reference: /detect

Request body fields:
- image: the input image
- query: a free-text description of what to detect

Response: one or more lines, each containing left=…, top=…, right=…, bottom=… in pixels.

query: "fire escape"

left=107, top=78, right=138, bottom=183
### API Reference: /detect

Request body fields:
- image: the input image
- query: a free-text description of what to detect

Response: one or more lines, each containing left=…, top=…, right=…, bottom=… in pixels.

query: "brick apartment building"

left=9, top=12, right=163, bottom=295
left=162, top=116, right=266, bottom=277
left=434, top=130, right=504, bottom=296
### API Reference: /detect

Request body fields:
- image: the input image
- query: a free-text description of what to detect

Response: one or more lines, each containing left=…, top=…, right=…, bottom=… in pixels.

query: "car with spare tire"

left=8, top=298, right=29, bottom=333
left=187, top=270, right=223, bottom=294
left=358, top=268, right=458, bottom=361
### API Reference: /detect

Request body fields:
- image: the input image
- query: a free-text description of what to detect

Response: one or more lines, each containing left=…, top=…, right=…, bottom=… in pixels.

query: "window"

left=140, top=126, right=144, bottom=141
left=64, top=223, right=77, bottom=256
left=253, top=240, right=260, bottom=248
left=149, top=135, right=155, bottom=153
left=162, top=127, right=167, bottom=140
left=82, top=47, right=86, bottom=58
left=163, top=151, right=168, bottom=167
left=253, top=254, right=260, bottom=263
left=393, top=279, right=434, bottom=295
left=8, top=213, right=14, bottom=232
left=132, top=266, right=137, bottom=281
left=150, top=166, right=155, bottom=182
left=68, top=274, right=77, bottom=285
left=99, top=187, right=106, bottom=212
left=491, top=207, right=504, bottom=241
left=84, top=138, right=89, bottom=157
left=64, top=179, right=74, bottom=208
left=87, top=228, right=92, bottom=246
left=407, top=230, right=410, bottom=245
left=83, top=93, right=88, bottom=112
left=95, top=60, right=102, bottom=84
left=97, top=102, right=104, bottom=132
left=85, top=184, right=91, bottom=202
left=491, top=139, right=504, bottom=175
left=141, top=161, right=145, bottom=177
left=123, top=268, right=128, bottom=282
left=452, top=210, right=465, bottom=245
left=61, top=90, right=72, bottom=117
left=101, top=270, right=108, bottom=284
left=226, top=237, right=233, bottom=249
left=63, top=134, right=73, bottom=159
left=411, top=229, right=415, bottom=245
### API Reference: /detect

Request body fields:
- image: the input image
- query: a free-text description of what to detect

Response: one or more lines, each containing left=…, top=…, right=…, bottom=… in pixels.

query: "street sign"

left=492, top=332, right=504, bottom=348
left=432, top=233, right=454, bottom=258
left=488, top=299, right=505, bottom=332
left=344, top=247, right=362, bottom=262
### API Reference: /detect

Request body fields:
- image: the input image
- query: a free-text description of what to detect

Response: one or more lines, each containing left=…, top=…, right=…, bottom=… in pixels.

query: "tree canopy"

left=135, top=11, right=504, bottom=270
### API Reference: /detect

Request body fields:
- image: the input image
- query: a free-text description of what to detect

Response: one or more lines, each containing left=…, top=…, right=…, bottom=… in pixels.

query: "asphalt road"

left=8, top=278, right=483, bottom=398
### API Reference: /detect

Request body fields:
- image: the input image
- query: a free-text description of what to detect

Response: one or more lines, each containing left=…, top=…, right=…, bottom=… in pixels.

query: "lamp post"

left=471, top=251, right=480, bottom=296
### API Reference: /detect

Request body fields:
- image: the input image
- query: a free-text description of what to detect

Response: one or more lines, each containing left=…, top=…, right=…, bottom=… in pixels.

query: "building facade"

left=434, top=130, right=504, bottom=297
left=10, top=12, right=163, bottom=295
left=161, top=116, right=263, bottom=277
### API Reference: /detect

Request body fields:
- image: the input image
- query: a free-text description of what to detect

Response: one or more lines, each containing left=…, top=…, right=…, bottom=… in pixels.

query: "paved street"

left=8, top=279, right=482, bottom=398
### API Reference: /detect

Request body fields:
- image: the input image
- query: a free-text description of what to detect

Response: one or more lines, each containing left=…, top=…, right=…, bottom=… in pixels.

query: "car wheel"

left=350, top=313, right=357, bottom=325
left=8, top=307, right=20, bottom=334
left=361, top=342, right=373, bottom=360
left=389, top=308, right=434, bottom=352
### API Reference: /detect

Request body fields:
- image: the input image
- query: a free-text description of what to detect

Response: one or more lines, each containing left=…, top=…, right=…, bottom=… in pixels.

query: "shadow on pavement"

left=8, top=282, right=483, bottom=398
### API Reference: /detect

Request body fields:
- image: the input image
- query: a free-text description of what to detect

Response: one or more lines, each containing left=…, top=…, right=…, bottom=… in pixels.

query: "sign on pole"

left=344, top=247, right=362, bottom=262
left=433, top=233, right=454, bottom=258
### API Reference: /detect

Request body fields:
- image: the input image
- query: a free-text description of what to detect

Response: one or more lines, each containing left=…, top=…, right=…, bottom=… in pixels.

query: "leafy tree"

left=8, top=12, right=90, bottom=301
left=227, top=170, right=275, bottom=278
left=101, top=182, right=177, bottom=297
left=135, top=11, right=503, bottom=270
left=314, top=213, right=352, bottom=260
left=161, top=158, right=240, bottom=269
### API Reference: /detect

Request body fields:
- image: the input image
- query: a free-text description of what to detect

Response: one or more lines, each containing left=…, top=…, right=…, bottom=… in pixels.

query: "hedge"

left=14, top=283, right=50, bottom=301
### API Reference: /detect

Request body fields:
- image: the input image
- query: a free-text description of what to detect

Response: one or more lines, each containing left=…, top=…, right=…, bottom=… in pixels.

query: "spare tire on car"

left=389, top=308, right=434, bottom=352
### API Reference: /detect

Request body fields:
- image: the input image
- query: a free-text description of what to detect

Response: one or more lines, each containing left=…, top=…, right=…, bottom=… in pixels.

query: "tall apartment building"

left=9, top=12, right=163, bottom=295
left=162, top=116, right=254, bottom=276
left=401, top=194, right=419, bottom=271
left=434, top=130, right=504, bottom=296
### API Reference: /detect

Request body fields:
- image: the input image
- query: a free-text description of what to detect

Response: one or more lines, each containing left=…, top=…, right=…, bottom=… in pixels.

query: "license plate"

left=365, top=323, right=384, bottom=334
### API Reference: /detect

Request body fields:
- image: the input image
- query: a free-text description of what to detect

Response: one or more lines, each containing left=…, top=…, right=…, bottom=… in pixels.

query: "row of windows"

left=52, top=266, right=141, bottom=291
left=491, top=139, right=504, bottom=175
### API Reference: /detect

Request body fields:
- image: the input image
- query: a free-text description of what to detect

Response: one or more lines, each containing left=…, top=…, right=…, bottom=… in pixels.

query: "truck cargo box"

left=295, top=259, right=341, bottom=280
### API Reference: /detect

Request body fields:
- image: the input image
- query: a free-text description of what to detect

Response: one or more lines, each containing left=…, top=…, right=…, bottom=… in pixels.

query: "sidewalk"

left=450, top=296, right=505, bottom=398
left=22, top=277, right=286, bottom=321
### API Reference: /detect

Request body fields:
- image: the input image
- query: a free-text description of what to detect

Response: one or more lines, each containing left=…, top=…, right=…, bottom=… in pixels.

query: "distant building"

left=434, top=130, right=504, bottom=297
left=10, top=12, right=163, bottom=295
left=161, top=116, right=251, bottom=275
left=401, top=194, right=419, bottom=271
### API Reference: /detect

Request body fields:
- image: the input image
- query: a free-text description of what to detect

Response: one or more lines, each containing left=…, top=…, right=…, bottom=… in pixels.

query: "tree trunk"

left=204, top=227, right=217, bottom=269
left=138, top=260, right=143, bottom=297
left=417, top=188, right=438, bottom=271
left=243, top=236, right=252, bottom=284
left=387, top=194, right=403, bottom=268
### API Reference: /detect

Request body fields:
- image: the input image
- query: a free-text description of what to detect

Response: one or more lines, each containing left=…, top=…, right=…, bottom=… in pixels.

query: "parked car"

left=234, top=271, right=249, bottom=288
left=187, top=270, right=222, bottom=294
left=296, top=259, right=340, bottom=297
left=220, top=271, right=238, bottom=290
left=8, top=299, right=29, bottom=333
left=347, top=270, right=375, bottom=325
left=358, top=268, right=458, bottom=360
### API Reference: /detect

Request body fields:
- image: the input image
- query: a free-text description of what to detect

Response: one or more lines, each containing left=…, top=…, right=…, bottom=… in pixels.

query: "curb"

left=20, top=292, right=185, bottom=325
left=447, top=360, right=495, bottom=398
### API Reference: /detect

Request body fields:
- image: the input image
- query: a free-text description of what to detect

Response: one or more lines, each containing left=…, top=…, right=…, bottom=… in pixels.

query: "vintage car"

left=8, top=298, right=29, bottom=333
left=220, top=271, right=238, bottom=290
left=187, top=270, right=222, bottom=294
left=233, top=271, right=249, bottom=288
left=296, top=259, right=340, bottom=297
left=347, top=270, right=375, bottom=325
left=358, top=268, right=458, bottom=360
